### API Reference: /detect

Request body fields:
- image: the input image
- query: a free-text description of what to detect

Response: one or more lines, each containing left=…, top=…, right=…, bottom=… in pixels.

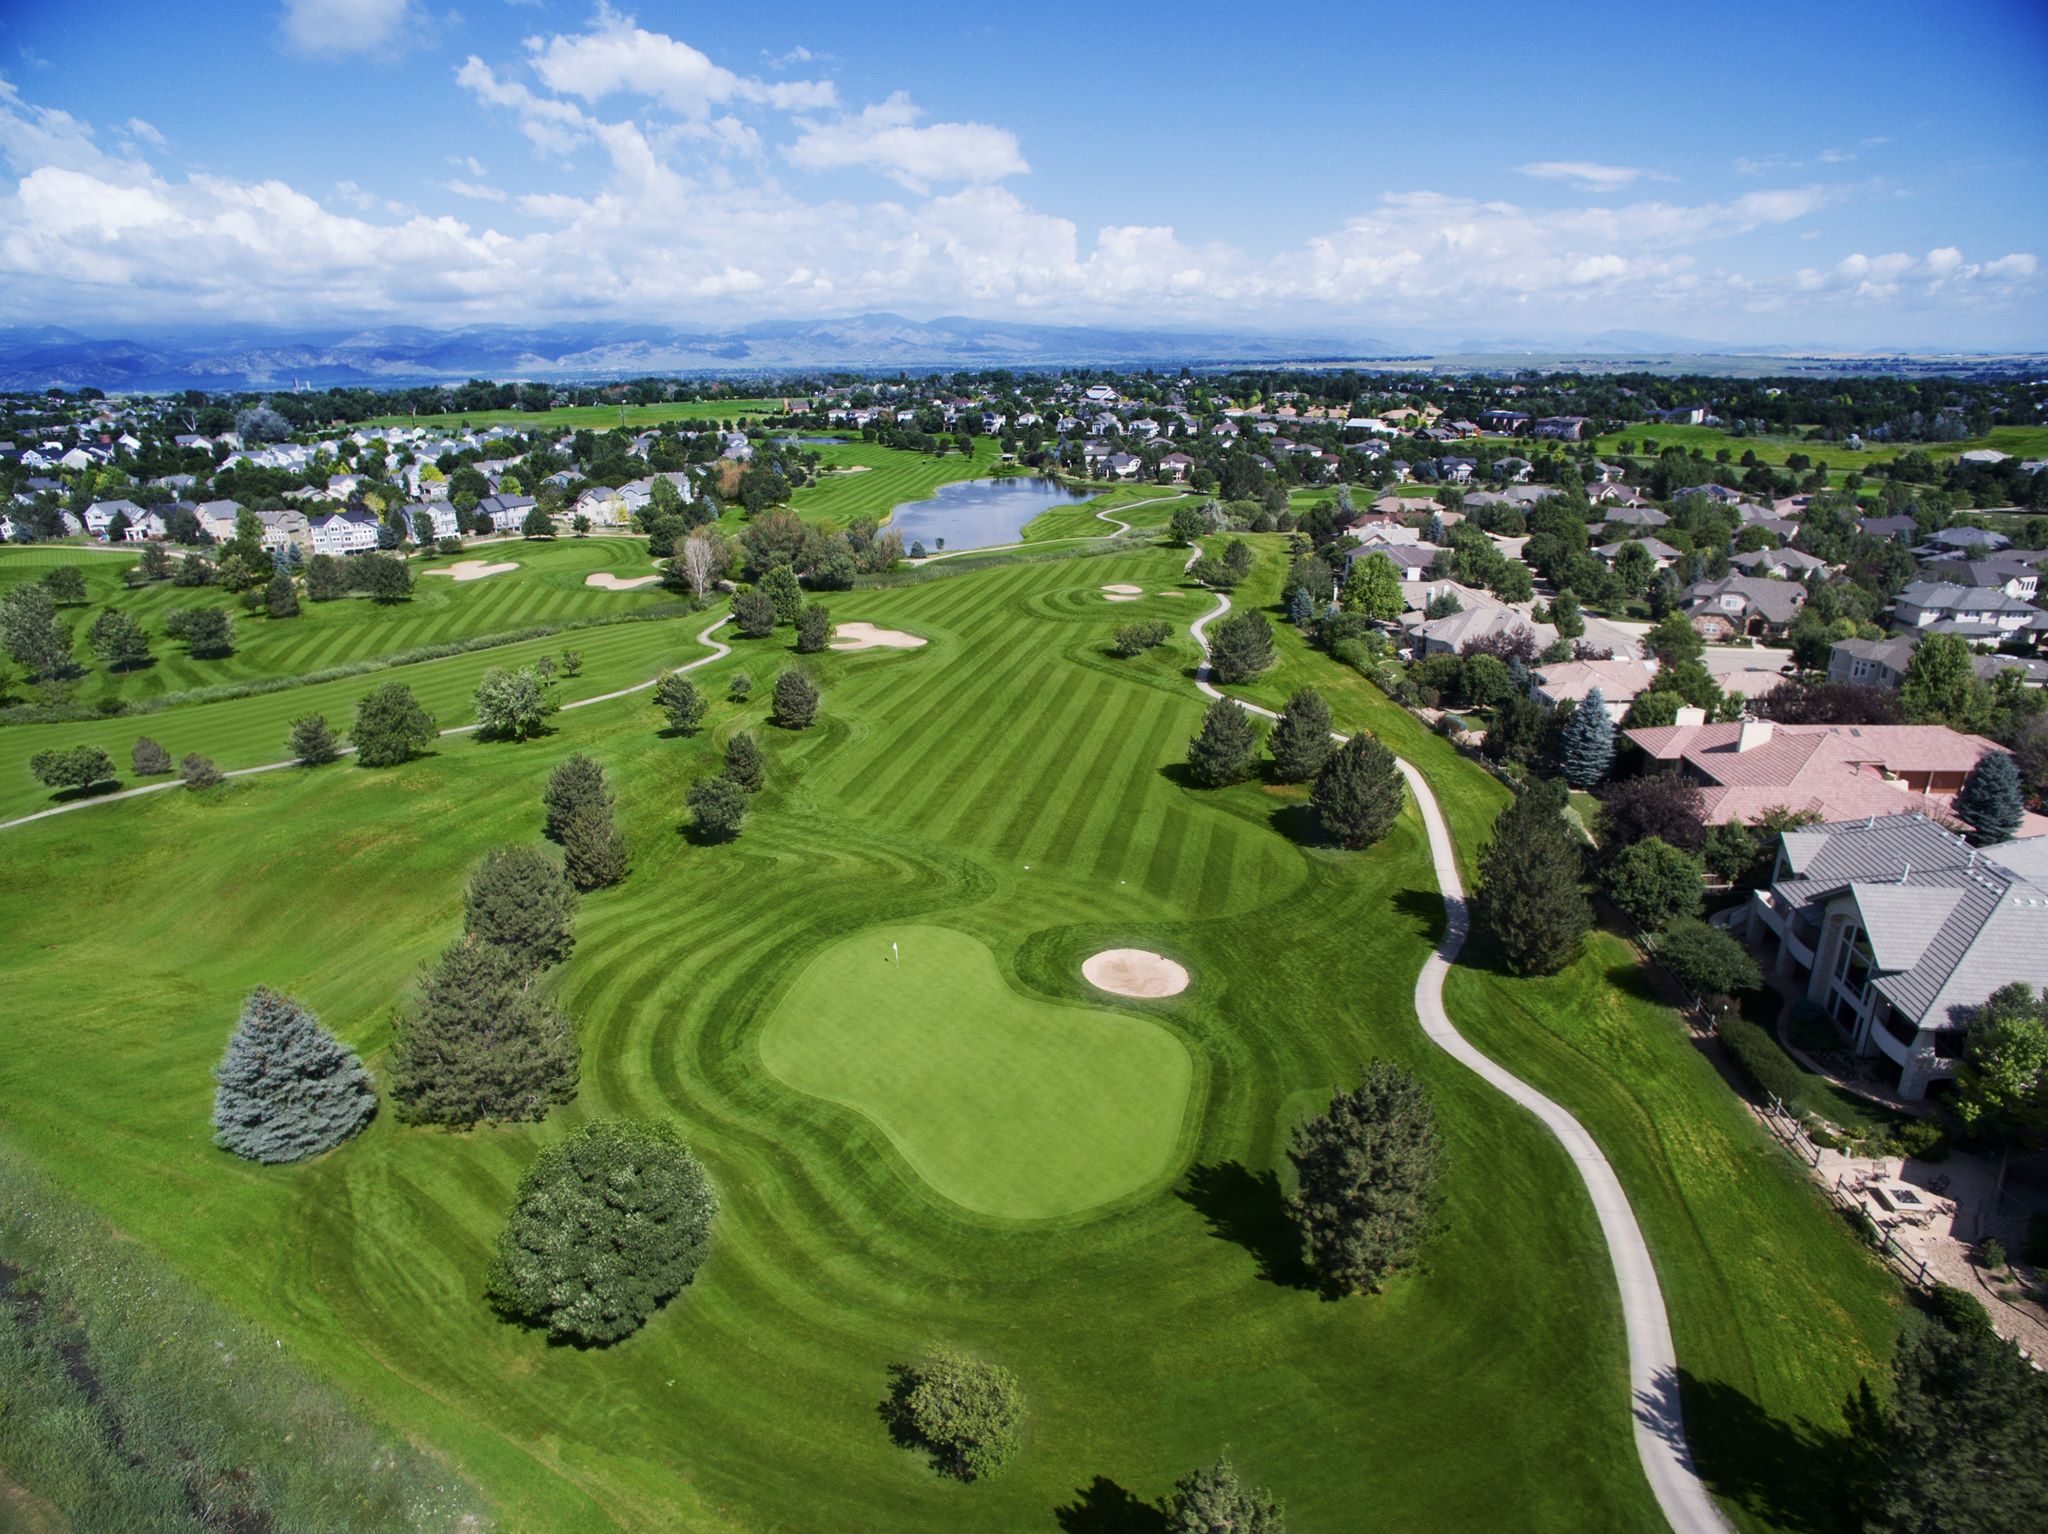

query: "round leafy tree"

left=349, top=682, right=438, bottom=767
left=1168, top=1458, right=1286, bottom=1534
left=212, top=987, right=376, bottom=1163
left=688, top=773, right=748, bottom=840
left=654, top=673, right=705, bottom=734
left=486, top=1120, right=718, bottom=1344
left=884, top=1350, right=1026, bottom=1482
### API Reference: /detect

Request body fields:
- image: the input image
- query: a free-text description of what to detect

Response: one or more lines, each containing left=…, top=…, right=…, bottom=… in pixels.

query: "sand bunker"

left=1103, top=583, right=1144, bottom=603
left=830, top=622, right=928, bottom=651
left=585, top=571, right=662, bottom=590
left=426, top=559, right=519, bottom=582
left=1083, top=949, right=1190, bottom=999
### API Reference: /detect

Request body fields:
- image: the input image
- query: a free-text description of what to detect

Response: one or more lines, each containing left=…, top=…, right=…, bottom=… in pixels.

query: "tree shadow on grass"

left=1054, top=1476, right=1170, bottom=1534
left=1176, top=1162, right=1314, bottom=1292
left=46, top=779, right=127, bottom=804
left=1660, top=1368, right=1873, bottom=1534
left=1265, top=802, right=1322, bottom=846
left=1391, top=886, right=1449, bottom=942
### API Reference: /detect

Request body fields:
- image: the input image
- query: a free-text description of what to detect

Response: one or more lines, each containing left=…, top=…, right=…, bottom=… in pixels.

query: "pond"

left=886, top=476, right=1090, bottom=554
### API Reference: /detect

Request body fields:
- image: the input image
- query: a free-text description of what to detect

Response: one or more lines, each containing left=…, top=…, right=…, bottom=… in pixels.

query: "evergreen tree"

left=1208, top=609, right=1276, bottom=683
left=1268, top=688, right=1335, bottom=783
left=181, top=753, right=223, bottom=789
left=1559, top=688, right=1615, bottom=787
left=1955, top=750, right=2025, bottom=845
left=723, top=730, right=765, bottom=791
left=211, top=987, right=375, bottom=1164
left=0, top=583, right=70, bottom=678
left=349, top=682, right=437, bottom=767
left=655, top=673, right=706, bottom=733
left=130, top=736, right=172, bottom=776
left=265, top=570, right=300, bottom=618
left=1167, top=1458, right=1286, bottom=1534
left=387, top=936, right=579, bottom=1126
left=759, top=563, right=803, bottom=624
left=287, top=713, right=339, bottom=766
left=1474, top=779, right=1591, bottom=975
left=560, top=803, right=630, bottom=891
left=732, top=589, right=777, bottom=637
left=486, top=1120, right=718, bottom=1344
left=1287, top=585, right=1315, bottom=627
left=1187, top=698, right=1261, bottom=787
left=687, top=774, right=748, bottom=839
left=772, top=669, right=820, bottom=729
left=1287, top=1059, right=1444, bottom=1295
left=795, top=602, right=832, bottom=653
left=1310, top=734, right=1404, bottom=849
left=542, top=753, right=612, bottom=843
left=464, top=844, right=578, bottom=970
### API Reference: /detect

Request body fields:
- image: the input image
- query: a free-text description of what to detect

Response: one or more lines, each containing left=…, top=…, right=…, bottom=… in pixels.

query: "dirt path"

left=1188, top=585, right=1728, bottom=1534
left=0, top=617, right=733, bottom=834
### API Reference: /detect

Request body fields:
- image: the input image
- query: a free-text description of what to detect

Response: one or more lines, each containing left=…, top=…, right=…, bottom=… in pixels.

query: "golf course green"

left=760, top=924, right=1194, bottom=1218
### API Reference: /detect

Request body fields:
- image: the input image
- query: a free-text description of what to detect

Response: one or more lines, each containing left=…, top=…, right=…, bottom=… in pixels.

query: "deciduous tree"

left=1603, top=836, right=1704, bottom=930
left=29, top=745, right=116, bottom=792
left=1340, top=551, right=1403, bottom=622
left=473, top=666, right=558, bottom=742
left=883, top=1352, right=1026, bottom=1482
left=1167, top=1458, right=1286, bottom=1534
left=688, top=774, right=748, bottom=839
left=86, top=609, right=150, bottom=671
left=1, top=584, right=71, bottom=678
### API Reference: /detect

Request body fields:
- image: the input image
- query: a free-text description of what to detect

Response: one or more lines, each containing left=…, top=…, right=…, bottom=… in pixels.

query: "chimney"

left=1737, top=720, right=1775, bottom=753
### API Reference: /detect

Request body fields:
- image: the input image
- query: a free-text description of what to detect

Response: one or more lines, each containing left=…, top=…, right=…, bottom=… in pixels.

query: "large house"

left=1681, top=574, right=1808, bottom=639
left=477, top=493, right=537, bottom=533
left=1531, top=657, right=1657, bottom=718
left=1890, top=580, right=2047, bottom=642
left=1829, top=635, right=2048, bottom=691
left=1626, top=718, right=2023, bottom=826
left=1744, top=814, right=2048, bottom=1098
left=310, top=510, right=381, bottom=557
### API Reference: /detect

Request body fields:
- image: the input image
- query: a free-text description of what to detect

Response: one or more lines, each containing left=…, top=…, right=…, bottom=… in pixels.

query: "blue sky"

left=0, top=0, right=2042, bottom=348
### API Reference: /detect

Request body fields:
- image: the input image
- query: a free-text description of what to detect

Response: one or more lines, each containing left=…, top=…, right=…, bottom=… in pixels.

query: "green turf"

left=760, top=924, right=1194, bottom=1219
left=779, top=437, right=1009, bottom=529
left=0, top=537, right=672, bottom=710
left=0, top=532, right=1901, bottom=1533
left=1590, top=420, right=2048, bottom=476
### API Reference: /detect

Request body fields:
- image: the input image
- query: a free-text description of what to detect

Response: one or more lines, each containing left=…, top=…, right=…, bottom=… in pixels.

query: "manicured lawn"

left=760, top=924, right=1194, bottom=1219
left=0, top=542, right=1659, bottom=1533
left=0, top=537, right=672, bottom=710
left=0, top=531, right=1900, bottom=1533
left=1021, top=483, right=1191, bottom=543
left=1591, top=420, right=2048, bottom=475
left=783, top=437, right=1008, bottom=529
left=364, top=399, right=782, bottom=431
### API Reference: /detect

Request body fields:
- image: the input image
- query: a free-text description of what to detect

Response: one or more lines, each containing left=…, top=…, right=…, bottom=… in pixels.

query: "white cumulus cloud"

left=783, top=92, right=1027, bottom=191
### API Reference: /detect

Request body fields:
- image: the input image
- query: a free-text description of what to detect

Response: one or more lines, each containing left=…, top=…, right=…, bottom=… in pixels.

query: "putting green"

left=758, top=924, right=1194, bottom=1219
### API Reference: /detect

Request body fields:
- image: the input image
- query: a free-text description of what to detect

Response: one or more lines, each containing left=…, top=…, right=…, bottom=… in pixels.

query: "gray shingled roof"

left=1772, top=813, right=2048, bottom=1028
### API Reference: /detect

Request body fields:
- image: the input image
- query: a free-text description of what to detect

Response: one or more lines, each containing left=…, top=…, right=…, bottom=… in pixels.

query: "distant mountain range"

left=0, top=316, right=2029, bottom=392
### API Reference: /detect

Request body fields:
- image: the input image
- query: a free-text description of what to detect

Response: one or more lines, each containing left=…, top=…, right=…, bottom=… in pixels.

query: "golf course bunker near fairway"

left=1102, top=583, right=1144, bottom=601
left=829, top=622, right=927, bottom=651
left=426, top=559, right=519, bottom=581
left=758, top=926, right=1192, bottom=1219
left=585, top=571, right=663, bottom=590
left=1083, top=948, right=1191, bottom=998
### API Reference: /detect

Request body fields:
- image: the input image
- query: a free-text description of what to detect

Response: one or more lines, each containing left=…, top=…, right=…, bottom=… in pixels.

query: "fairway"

left=760, top=924, right=1194, bottom=1219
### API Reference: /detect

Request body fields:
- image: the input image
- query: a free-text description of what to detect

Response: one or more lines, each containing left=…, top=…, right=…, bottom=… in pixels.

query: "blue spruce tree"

left=1288, top=585, right=1315, bottom=626
left=213, top=987, right=376, bottom=1163
left=1955, top=749, right=2024, bottom=844
left=1560, top=688, right=1616, bottom=788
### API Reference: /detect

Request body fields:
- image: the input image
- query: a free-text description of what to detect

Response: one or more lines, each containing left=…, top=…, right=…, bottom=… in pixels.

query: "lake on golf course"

left=885, top=476, right=1090, bottom=553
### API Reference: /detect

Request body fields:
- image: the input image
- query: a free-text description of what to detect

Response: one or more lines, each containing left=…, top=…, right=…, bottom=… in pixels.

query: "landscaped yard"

left=0, top=531, right=1900, bottom=1532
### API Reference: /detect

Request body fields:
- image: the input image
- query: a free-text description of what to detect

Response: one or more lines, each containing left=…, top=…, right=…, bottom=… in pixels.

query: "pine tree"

left=388, top=937, right=579, bottom=1126
left=1474, top=779, right=1591, bottom=975
left=654, top=673, right=705, bottom=734
left=1559, top=688, right=1616, bottom=787
left=772, top=669, right=820, bottom=729
left=795, top=603, right=831, bottom=653
left=560, top=802, right=630, bottom=890
left=487, top=1121, right=718, bottom=1344
left=464, top=845, right=578, bottom=970
left=1955, top=750, right=2024, bottom=844
left=212, top=987, right=376, bottom=1163
left=1208, top=608, right=1276, bottom=683
left=1187, top=697, right=1260, bottom=786
left=1310, top=733, right=1404, bottom=849
left=265, top=570, right=299, bottom=618
left=542, top=753, right=612, bottom=842
left=1167, top=1458, right=1286, bottom=1534
left=1268, top=688, right=1334, bottom=783
left=759, top=564, right=803, bottom=624
left=723, top=730, right=765, bottom=791
left=1287, top=1059, right=1444, bottom=1296
left=1287, top=585, right=1314, bottom=627
left=130, top=736, right=172, bottom=776
left=287, top=713, right=339, bottom=766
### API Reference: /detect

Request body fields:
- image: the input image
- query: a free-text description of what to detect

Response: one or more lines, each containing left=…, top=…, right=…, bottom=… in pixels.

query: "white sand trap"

left=426, top=559, right=519, bottom=582
left=830, top=621, right=928, bottom=651
left=1083, top=949, right=1190, bottom=999
left=1102, top=583, right=1143, bottom=595
left=585, top=571, right=662, bottom=590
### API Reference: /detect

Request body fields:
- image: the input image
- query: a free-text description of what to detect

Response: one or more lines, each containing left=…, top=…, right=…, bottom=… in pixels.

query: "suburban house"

left=1916, top=527, right=2011, bottom=558
left=1681, top=574, right=1809, bottom=639
left=1601, top=505, right=1671, bottom=531
left=256, top=508, right=311, bottom=553
left=310, top=510, right=381, bottom=557
left=1929, top=555, right=2042, bottom=601
left=1732, top=547, right=1831, bottom=580
left=1625, top=718, right=2026, bottom=826
left=1743, top=813, right=2048, bottom=1098
left=1859, top=514, right=1919, bottom=541
left=1344, top=538, right=1438, bottom=580
left=1829, top=635, right=2048, bottom=691
left=193, top=499, right=244, bottom=542
left=1534, top=415, right=1591, bottom=440
left=1593, top=536, right=1682, bottom=570
left=1531, top=657, right=1657, bottom=718
left=1890, top=580, right=2048, bottom=641
left=84, top=499, right=146, bottom=537
left=1402, top=598, right=1556, bottom=658
left=404, top=501, right=463, bottom=541
left=477, top=494, right=537, bottom=533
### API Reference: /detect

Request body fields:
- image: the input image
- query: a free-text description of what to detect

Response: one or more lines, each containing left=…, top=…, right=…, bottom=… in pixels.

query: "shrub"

left=1656, top=918, right=1761, bottom=1002
left=1891, top=1117, right=1948, bottom=1163
left=180, top=752, right=223, bottom=789
left=486, top=1121, right=718, bottom=1344
left=1111, top=620, right=1171, bottom=658
left=1715, top=1011, right=1808, bottom=1109
left=1981, top=1238, right=2008, bottom=1274
left=688, top=774, right=748, bottom=839
left=130, top=736, right=172, bottom=775
left=2025, top=1213, right=2048, bottom=1267
left=212, top=987, right=375, bottom=1163
left=349, top=682, right=437, bottom=767
left=883, top=1351, right=1026, bottom=1482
